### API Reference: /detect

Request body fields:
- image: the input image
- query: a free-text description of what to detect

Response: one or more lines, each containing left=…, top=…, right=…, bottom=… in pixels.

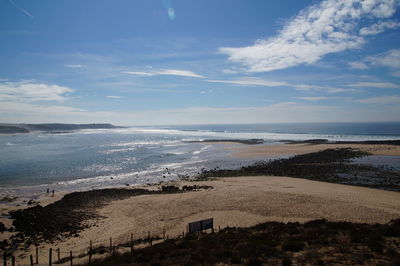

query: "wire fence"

left=3, top=226, right=210, bottom=266
left=3, top=217, right=219, bottom=266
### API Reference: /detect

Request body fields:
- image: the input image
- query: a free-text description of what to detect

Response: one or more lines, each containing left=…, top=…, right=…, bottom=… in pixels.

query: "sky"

left=0, top=0, right=399, bottom=125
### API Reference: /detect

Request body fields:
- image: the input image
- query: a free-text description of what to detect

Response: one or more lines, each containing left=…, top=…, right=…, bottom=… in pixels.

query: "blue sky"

left=0, top=0, right=399, bottom=125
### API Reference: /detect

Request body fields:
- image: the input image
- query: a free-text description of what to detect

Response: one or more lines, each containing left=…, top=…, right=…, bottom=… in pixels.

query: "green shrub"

left=282, top=240, right=305, bottom=252
left=247, top=257, right=262, bottom=266
left=231, top=255, right=242, bottom=264
left=282, top=257, right=292, bottom=266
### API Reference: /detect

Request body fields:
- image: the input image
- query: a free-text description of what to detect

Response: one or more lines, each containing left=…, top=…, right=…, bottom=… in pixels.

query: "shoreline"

left=230, top=142, right=400, bottom=157
left=1, top=141, right=399, bottom=201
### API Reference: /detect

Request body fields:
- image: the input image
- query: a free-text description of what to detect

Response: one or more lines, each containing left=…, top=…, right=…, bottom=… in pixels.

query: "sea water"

left=1, top=122, right=400, bottom=199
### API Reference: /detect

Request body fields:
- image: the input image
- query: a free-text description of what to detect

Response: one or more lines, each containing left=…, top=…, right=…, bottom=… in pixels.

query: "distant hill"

left=0, top=123, right=124, bottom=134
left=0, top=126, right=30, bottom=134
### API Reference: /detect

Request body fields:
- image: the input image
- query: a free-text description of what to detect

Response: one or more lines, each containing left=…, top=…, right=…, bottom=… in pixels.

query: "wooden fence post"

left=49, top=248, right=52, bottom=266
left=147, top=231, right=150, bottom=246
left=109, top=237, right=112, bottom=254
left=89, top=240, right=92, bottom=264
left=70, top=251, right=73, bottom=266
left=30, top=254, right=34, bottom=266
left=36, top=246, right=39, bottom=264
left=57, top=248, right=60, bottom=263
left=130, top=234, right=134, bottom=255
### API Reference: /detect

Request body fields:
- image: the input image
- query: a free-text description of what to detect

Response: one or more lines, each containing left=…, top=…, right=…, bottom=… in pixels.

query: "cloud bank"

left=220, top=0, right=399, bottom=72
left=0, top=80, right=73, bottom=102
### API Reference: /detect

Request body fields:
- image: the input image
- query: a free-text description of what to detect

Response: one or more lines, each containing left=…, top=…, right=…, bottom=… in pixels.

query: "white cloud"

left=206, top=77, right=287, bottom=87
left=359, top=20, right=400, bottom=35
left=0, top=80, right=74, bottom=102
left=348, top=49, right=400, bottom=74
left=349, top=82, right=400, bottom=88
left=106, top=96, right=123, bottom=99
left=297, top=96, right=333, bottom=101
left=123, top=71, right=154, bottom=76
left=348, top=61, right=369, bottom=70
left=207, top=77, right=361, bottom=94
left=357, top=95, right=400, bottom=104
left=123, top=69, right=205, bottom=78
left=65, top=64, right=86, bottom=68
left=293, top=84, right=360, bottom=93
left=367, top=49, right=400, bottom=69
left=219, top=0, right=399, bottom=72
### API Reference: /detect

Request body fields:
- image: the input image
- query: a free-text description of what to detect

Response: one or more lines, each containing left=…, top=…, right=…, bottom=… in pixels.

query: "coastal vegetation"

left=87, top=218, right=400, bottom=265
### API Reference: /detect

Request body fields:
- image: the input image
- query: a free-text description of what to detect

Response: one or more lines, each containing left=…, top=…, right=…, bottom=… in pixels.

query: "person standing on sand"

left=52, top=189, right=54, bottom=197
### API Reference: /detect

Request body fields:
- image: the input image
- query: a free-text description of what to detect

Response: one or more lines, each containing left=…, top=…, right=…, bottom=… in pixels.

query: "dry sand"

left=11, top=175, right=400, bottom=265
left=230, top=143, right=400, bottom=157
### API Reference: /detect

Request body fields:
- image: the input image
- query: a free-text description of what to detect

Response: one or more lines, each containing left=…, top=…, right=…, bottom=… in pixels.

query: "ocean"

left=1, top=122, right=400, bottom=199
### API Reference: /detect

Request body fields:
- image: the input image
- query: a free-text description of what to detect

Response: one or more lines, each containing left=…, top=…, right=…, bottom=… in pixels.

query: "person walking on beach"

left=52, top=189, right=54, bottom=197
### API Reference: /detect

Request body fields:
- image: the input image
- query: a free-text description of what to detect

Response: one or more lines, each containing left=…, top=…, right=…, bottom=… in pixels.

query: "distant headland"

left=0, top=123, right=124, bottom=134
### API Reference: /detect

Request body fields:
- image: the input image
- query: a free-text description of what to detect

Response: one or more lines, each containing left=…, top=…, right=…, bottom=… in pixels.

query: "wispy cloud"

left=325, top=87, right=360, bottom=94
left=106, top=95, right=123, bottom=99
left=219, top=0, right=399, bottom=72
left=297, top=96, right=334, bottom=101
left=8, top=0, right=34, bottom=19
left=123, top=71, right=154, bottom=77
left=348, top=61, right=369, bottom=70
left=348, top=82, right=400, bottom=88
left=357, top=95, right=400, bottom=104
left=123, top=69, right=205, bottom=78
left=293, top=84, right=360, bottom=93
left=207, top=77, right=361, bottom=94
left=65, top=64, right=86, bottom=68
left=359, top=20, right=400, bottom=35
left=348, top=49, right=400, bottom=76
left=0, top=80, right=73, bottom=102
left=206, top=77, right=287, bottom=87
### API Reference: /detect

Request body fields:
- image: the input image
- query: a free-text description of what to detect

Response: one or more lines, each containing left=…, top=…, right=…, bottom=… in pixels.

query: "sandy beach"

left=4, top=174, right=398, bottom=265
left=1, top=142, right=400, bottom=265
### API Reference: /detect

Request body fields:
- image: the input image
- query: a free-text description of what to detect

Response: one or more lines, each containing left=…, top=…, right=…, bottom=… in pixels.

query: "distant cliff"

left=0, top=123, right=124, bottom=134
